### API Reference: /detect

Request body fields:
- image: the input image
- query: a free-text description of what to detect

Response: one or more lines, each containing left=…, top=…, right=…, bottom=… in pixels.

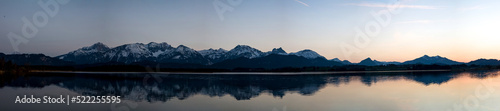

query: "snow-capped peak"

left=233, top=45, right=253, bottom=50
left=124, top=43, right=150, bottom=54
left=146, top=42, right=174, bottom=57
left=85, top=42, right=109, bottom=51
left=155, top=45, right=206, bottom=62
left=226, top=45, right=264, bottom=59
left=198, top=48, right=228, bottom=60
left=147, top=42, right=172, bottom=49
left=199, top=48, right=227, bottom=56
left=268, top=47, right=287, bottom=55
left=70, top=42, right=110, bottom=56
left=290, top=49, right=324, bottom=59
left=175, top=45, right=198, bottom=54
left=101, top=43, right=152, bottom=61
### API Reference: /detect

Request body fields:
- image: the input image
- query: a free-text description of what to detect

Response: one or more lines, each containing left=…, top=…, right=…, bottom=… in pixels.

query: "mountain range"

left=55, top=42, right=331, bottom=66
left=1, top=42, right=500, bottom=69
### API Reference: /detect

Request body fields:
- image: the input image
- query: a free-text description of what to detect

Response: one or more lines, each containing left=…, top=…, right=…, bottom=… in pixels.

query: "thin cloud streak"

left=459, top=5, right=487, bottom=11
left=294, top=0, right=310, bottom=7
left=344, top=3, right=440, bottom=9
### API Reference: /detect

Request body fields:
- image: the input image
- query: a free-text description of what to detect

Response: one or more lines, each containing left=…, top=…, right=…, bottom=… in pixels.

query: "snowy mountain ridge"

left=58, top=42, right=329, bottom=65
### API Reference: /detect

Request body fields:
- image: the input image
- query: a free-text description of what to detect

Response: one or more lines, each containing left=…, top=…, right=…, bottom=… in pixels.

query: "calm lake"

left=1, top=70, right=500, bottom=111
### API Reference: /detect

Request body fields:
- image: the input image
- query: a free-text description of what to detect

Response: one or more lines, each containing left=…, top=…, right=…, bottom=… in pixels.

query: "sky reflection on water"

left=1, top=71, right=500, bottom=111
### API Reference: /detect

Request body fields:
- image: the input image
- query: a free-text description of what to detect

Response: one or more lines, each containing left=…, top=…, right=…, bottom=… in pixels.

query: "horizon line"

left=1, top=41, right=498, bottom=63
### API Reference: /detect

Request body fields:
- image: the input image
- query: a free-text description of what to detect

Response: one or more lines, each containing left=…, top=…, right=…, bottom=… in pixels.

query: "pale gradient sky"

left=0, top=0, right=499, bottom=63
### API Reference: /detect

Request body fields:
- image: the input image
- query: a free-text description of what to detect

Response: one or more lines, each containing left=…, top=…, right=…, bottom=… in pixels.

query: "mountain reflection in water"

left=0, top=71, right=499, bottom=102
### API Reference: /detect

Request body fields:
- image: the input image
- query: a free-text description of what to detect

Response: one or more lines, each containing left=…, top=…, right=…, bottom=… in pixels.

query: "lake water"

left=1, top=70, right=500, bottom=111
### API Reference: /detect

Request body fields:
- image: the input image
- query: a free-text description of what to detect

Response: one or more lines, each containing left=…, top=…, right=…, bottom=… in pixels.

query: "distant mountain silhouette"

left=402, top=55, right=463, bottom=65
left=0, top=53, right=72, bottom=66
left=358, top=58, right=378, bottom=66
left=355, top=58, right=401, bottom=66
left=468, top=59, right=500, bottom=66
left=330, top=58, right=352, bottom=64
left=373, top=60, right=401, bottom=65
left=290, top=49, right=326, bottom=59
left=266, top=47, right=287, bottom=55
